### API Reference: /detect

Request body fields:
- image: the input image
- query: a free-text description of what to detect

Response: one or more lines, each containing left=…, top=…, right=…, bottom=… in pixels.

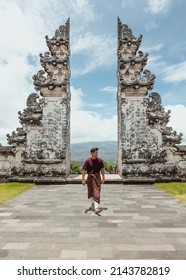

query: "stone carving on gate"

left=117, top=17, right=186, bottom=182
left=0, top=19, right=71, bottom=183
left=0, top=18, right=185, bottom=183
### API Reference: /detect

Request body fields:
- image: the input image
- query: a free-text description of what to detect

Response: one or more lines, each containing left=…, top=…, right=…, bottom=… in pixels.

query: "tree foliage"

left=71, top=161, right=82, bottom=174
left=104, top=160, right=116, bottom=174
left=70, top=160, right=117, bottom=174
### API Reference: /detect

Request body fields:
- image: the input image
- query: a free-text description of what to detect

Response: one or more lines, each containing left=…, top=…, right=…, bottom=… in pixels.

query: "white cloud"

left=0, top=1, right=52, bottom=146
left=143, top=44, right=186, bottom=83
left=165, top=104, right=186, bottom=144
left=71, top=111, right=117, bottom=143
left=0, top=2, right=47, bottom=58
left=0, top=55, right=35, bottom=145
left=14, top=0, right=96, bottom=27
left=122, top=0, right=171, bottom=15
left=121, top=0, right=139, bottom=8
left=71, top=87, right=117, bottom=143
left=141, top=44, right=166, bottom=74
left=68, top=0, right=96, bottom=22
left=0, top=0, right=185, bottom=149
left=71, top=32, right=116, bottom=75
left=87, top=103, right=105, bottom=108
left=70, top=86, right=85, bottom=110
left=145, top=44, right=164, bottom=53
left=101, top=86, right=117, bottom=93
left=162, top=61, right=186, bottom=82
left=0, top=0, right=99, bottom=146
left=146, top=0, right=172, bottom=14
left=145, top=21, right=159, bottom=31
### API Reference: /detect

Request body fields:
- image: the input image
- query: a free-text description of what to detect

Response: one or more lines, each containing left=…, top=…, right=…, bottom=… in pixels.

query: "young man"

left=82, top=147, right=105, bottom=214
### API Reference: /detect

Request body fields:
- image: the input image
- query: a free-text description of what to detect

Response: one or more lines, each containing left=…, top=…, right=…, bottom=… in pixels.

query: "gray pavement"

left=0, top=182, right=186, bottom=259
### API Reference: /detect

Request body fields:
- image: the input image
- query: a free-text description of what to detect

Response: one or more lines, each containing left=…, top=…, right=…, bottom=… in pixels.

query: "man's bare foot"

left=90, top=203, right=94, bottom=211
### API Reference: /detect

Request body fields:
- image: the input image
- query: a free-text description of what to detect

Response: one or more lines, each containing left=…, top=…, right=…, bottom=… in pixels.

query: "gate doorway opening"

left=70, top=141, right=118, bottom=175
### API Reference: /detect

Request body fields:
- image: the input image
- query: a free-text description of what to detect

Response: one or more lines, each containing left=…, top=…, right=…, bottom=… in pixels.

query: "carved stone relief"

left=0, top=19, right=71, bottom=182
left=0, top=18, right=185, bottom=182
left=117, top=18, right=186, bottom=181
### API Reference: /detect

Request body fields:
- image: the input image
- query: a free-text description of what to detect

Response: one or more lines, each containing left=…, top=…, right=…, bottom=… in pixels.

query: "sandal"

left=95, top=208, right=101, bottom=214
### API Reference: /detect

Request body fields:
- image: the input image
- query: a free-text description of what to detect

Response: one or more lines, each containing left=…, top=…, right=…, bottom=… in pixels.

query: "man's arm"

left=82, top=169, right=86, bottom=185
left=101, top=167, right=105, bottom=184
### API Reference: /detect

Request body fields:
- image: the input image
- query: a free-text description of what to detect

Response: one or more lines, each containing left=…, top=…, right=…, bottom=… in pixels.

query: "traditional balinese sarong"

left=87, top=172, right=101, bottom=204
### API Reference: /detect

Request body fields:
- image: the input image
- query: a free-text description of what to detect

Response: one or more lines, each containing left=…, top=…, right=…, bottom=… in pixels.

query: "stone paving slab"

left=0, top=183, right=186, bottom=259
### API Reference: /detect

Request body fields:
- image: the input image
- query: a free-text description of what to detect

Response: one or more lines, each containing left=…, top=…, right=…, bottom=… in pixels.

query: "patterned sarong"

left=87, top=172, right=101, bottom=204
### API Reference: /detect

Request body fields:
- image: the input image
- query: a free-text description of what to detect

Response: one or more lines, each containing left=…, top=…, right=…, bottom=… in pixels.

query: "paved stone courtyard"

left=0, top=182, right=186, bottom=260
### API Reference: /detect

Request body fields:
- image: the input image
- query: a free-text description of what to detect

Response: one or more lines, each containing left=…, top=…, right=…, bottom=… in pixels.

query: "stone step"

left=66, top=174, right=123, bottom=184
left=8, top=174, right=123, bottom=184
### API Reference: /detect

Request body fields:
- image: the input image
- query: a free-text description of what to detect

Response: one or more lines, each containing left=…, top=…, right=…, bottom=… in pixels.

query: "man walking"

left=82, top=147, right=105, bottom=214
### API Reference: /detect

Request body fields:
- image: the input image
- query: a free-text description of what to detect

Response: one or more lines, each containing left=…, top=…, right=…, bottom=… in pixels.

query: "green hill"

left=71, top=141, right=117, bottom=165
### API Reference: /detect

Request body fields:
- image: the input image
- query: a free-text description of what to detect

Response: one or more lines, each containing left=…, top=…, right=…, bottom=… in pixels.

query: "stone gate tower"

left=0, top=19, right=71, bottom=183
left=117, top=18, right=186, bottom=182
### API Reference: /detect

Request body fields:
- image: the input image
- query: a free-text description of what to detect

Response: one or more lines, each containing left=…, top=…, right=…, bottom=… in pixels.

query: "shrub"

left=104, top=160, right=116, bottom=174
left=71, top=161, right=82, bottom=174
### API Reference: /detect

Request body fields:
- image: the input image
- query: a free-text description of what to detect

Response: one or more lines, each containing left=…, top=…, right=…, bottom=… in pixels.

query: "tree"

left=71, top=161, right=82, bottom=174
left=104, top=160, right=116, bottom=174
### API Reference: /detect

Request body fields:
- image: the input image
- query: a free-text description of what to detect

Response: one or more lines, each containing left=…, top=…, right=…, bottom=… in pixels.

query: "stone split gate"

left=0, top=18, right=186, bottom=183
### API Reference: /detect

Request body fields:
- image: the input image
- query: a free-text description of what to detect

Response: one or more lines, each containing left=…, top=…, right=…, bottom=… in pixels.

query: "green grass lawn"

left=0, top=182, right=34, bottom=204
left=154, top=182, right=186, bottom=203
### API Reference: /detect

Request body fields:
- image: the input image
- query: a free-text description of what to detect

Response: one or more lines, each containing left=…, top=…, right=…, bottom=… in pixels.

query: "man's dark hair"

left=90, top=147, right=98, bottom=153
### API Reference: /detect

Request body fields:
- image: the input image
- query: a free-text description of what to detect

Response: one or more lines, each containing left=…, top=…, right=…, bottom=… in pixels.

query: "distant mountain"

left=71, top=141, right=117, bottom=165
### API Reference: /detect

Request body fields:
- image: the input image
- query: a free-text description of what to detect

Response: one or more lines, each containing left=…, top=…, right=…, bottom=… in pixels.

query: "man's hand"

left=82, top=169, right=86, bottom=186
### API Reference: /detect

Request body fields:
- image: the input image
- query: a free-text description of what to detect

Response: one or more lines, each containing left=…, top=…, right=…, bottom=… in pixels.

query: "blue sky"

left=0, top=0, right=186, bottom=145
